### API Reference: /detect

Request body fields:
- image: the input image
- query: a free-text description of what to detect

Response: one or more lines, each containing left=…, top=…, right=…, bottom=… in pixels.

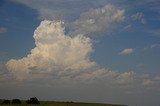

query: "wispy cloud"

left=14, top=0, right=126, bottom=20
left=143, top=43, right=160, bottom=50
left=70, top=4, right=125, bottom=36
left=150, top=44, right=160, bottom=48
left=131, top=12, right=146, bottom=24
left=119, top=48, right=135, bottom=56
left=120, top=24, right=131, bottom=32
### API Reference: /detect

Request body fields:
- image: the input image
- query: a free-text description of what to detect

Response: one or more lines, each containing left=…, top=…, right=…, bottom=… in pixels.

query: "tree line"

left=1, top=97, right=40, bottom=104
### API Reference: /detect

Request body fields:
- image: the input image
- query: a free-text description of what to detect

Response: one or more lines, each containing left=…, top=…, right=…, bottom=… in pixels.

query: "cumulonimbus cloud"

left=6, top=4, right=125, bottom=81
left=5, top=20, right=160, bottom=89
left=4, top=4, right=160, bottom=89
left=6, top=20, right=95, bottom=80
left=6, top=20, right=133, bottom=85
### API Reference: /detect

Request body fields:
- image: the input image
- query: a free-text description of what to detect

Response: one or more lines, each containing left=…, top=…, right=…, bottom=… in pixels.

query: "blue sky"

left=0, top=0, right=160, bottom=106
left=0, top=0, right=39, bottom=59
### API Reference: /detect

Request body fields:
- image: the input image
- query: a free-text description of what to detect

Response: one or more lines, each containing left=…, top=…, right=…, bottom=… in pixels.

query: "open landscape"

left=0, top=99, right=126, bottom=106
left=0, top=101, right=126, bottom=106
left=0, top=0, right=160, bottom=106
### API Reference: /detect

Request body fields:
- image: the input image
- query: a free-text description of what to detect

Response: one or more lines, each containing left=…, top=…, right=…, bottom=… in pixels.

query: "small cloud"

left=141, top=18, right=146, bottom=24
left=154, top=76, right=160, bottom=80
left=143, top=43, right=160, bottom=50
left=115, top=72, right=134, bottom=85
left=142, top=79, right=153, bottom=86
left=136, top=63, right=145, bottom=68
left=119, top=48, right=135, bottom=56
left=131, top=12, right=146, bottom=24
left=150, top=43, right=160, bottom=48
left=0, top=27, right=7, bottom=33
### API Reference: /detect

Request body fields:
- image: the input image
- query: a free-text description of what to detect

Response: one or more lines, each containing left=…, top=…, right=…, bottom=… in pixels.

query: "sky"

left=0, top=0, right=160, bottom=106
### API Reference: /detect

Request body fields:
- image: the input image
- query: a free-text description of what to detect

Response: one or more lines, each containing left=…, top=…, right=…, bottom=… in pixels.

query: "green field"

left=0, top=101, right=126, bottom=106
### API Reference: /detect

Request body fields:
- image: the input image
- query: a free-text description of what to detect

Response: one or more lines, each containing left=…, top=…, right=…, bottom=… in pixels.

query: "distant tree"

left=11, top=99, right=21, bottom=104
left=26, top=97, right=40, bottom=104
left=2, top=100, right=10, bottom=104
left=0, top=99, right=4, bottom=104
left=26, top=99, right=30, bottom=104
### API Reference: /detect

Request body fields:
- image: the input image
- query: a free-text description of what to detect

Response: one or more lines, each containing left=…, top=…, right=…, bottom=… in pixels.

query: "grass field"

left=0, top=101, right=126, bottom=106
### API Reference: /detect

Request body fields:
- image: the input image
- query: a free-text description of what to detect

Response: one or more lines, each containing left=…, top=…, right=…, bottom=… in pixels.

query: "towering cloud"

left=5, top=20, right=127, bottom=84
left=5, top=20, right=160, bottom=89
left=6, top=20, right=95, bottom=80
left=5, top=19, right=134, bottom=86
left=6, top=4, right=125, bottom=81
left=5, top=4, right=160, bottom=90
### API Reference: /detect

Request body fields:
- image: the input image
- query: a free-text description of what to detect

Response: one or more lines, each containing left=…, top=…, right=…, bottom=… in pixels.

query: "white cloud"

left=150, top=43, right=160, bottom=48
left=115, top=72, right=134, bottom=85
left=3, top=3, right=159, bottom=91
left=14, top=0, right=125, bottom=36
left=6, top=20, right=95, bottom=80
left=131, top=12, right=146, bottom=24
left=0, top=27, right=7, bottom=33
left=0, top=62, right=12, bottom=83
left=5, top=4, right=130, bottom=85
left=4, top=20, right=160, bottom=91
left=119, top=48, right=135, bottom=56
left=13, top=0, right=125, bottom=21
left=142, top=79, right=153, bottom=86
left=5, top=20, right=134, bottom=86
left=70, top=4, right=125, bottom=36
left=14, top=0, right=108, bottom=20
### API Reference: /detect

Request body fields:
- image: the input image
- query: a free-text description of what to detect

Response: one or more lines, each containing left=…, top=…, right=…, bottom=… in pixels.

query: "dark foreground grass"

left=0, top=101, right=126, bottom=106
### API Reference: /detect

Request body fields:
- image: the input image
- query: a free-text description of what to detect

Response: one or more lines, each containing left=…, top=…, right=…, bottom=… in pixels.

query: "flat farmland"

left=0, top=101, right=126, bottom=106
